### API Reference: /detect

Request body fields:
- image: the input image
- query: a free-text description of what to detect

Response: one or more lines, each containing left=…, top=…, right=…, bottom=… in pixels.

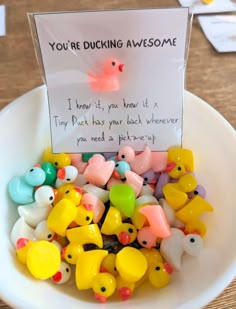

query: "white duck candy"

left=51, top=261, right=72, bottom=285
left=55, top=165, right=78, bottom=188
left=17, top=185, right=56, bottom=228
left=10, top=219, right=61, bottom=252
left=159, top=198, right=185, bottom=228
left=160, top=228, right=204, bottom=271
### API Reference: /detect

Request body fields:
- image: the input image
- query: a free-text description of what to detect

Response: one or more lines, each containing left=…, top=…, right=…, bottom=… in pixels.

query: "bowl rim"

left=0, top=85, right=236, bottom=309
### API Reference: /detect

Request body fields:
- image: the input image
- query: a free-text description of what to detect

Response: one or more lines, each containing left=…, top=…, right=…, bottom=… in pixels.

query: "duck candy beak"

left=118, top=64, right=124, bottom=72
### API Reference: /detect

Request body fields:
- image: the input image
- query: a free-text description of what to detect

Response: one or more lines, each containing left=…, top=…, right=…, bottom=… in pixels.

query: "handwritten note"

left=31, top=8, right=189, bottom=153
left=0, top=5, right=6, bottom=36
left=178, top=0, right=236, bottom=14
left=198, top=15, right=236, bottom=52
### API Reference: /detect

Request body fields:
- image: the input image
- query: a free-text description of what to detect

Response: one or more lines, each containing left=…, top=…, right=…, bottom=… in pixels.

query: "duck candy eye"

left=111, top=62, right=116, bottom=66
left=101, top=287, right=106, bottom=292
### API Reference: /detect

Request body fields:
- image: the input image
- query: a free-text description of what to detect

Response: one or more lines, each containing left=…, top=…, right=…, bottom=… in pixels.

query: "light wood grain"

left=0, top=0, right=235, bottom=308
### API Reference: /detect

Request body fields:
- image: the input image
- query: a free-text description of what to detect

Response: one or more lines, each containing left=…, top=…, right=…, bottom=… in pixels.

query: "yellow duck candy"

left=184, top=218, right=207, bottom=237
left=131, top=205, right=148, bottom=229
left=100, top=253, right=118, bottom=277
left=134, top=248, right=163, bottom=288
left=16, top=238, right=33, bottom=264
left=116, top=275, right=135, bottom=301
left=47, top=198, right=78, bottom=236
left=101, top=206, right=137, bottom=245
left=167, top=162, right=187, bottom=179
left=54, top=183, right=82, bottom=205
left=75, top=250, right=116, bottom=303
left=176, top=195, right=214, bottom=223
left=176, top=195, right=214, bottom=237
left=202, top=0, right=214, bottom=3
left=92, top=272, right=117, bottom=303
left=43, top=147, right=71, bottom=168
left=131, top=195, right=159, bottom=229
left=168, top=147, right=194, bottom=173
left=148, top=261, right=172, bottom=289
left=73, top=203, right=93, bottom=226
left=140, top=247, right=163, bottom=265
left=116, top=247, right=147, bottom=283
left=163, top=174, right=198, bottom=210
left=139, top=248, right=173, bottom=289
left=61, top=242, right=84, bottom=264
left=66, top=224, right=103, bottom=248
left=24, top=240, right=61, bottom=280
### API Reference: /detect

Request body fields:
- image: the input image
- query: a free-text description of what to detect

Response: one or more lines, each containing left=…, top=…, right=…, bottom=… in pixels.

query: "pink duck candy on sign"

left=88, top=58, right=124, bottom=92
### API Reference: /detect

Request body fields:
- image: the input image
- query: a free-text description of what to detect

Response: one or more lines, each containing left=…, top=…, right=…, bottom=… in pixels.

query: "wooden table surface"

left=0, top=0, right=235, bottom=308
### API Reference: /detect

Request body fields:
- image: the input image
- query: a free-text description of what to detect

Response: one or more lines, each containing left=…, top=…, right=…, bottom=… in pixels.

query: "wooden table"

left=0, top=0, right=235, bottom=308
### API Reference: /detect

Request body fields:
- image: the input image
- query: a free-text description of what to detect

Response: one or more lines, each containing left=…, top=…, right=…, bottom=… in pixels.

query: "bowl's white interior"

left=0, top=85, right=236, bottom=309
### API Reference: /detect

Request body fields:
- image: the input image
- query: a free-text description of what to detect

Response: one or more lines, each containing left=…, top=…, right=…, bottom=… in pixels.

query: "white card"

left=0, top=5, right=6, bottom=36
left=178, top=0, right=236, bottom=14
left=32, top=8, right=189, bottom=153
left=199, top=15, right=236, bottom=52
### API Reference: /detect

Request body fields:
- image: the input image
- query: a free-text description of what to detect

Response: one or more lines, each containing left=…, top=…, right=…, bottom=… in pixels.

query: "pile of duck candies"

left=8, top=145, right=214, bottom=302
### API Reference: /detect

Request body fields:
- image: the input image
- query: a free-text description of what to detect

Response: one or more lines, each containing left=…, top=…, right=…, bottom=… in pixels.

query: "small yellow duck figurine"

left=140, top=248, right=173, bottom=289
left=100, top=253, right=118, bottom=277
left=75, top=250, right=116, bottom=303
left=66, top=224, right=103, bottom=248
left=54, top=183, right=82, bottom=206
left=101, top=206, right=137, bottom=245
left=16, top=238, right=61, bottom=280
left=43, top=147, right=71, bottom=168
left=61, top=242, right=84, bottom=265
left=163, top=174, right=198, bottom=210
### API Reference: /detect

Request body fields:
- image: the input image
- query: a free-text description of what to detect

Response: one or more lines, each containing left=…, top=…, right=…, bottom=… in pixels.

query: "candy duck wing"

left=129, top=146, right=152, bottom=175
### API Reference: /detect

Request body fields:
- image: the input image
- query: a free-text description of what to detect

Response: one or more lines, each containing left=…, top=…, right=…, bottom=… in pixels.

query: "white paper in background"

left=0, top=5, right=6, bottom=36
left=33, top=8, right=189, bottom=153
left=178, top=0, right=236, bottom=14
left=198, top=15, right=236, bottom=52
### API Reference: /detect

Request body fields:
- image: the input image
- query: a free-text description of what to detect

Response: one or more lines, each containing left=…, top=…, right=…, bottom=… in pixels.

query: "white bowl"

left=0, top=85, right=236, bottom=309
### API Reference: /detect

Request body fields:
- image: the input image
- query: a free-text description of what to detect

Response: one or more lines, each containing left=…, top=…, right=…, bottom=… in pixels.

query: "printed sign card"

left=178, top=0, right=236, bottom=14
left=31, top=8, right=189, bottom=153
left=198, top=15, right=236, bottom=52
left=0, top=5, right=6, bottom=36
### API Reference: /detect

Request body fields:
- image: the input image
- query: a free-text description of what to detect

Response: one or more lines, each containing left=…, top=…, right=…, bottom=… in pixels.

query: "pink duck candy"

left=117, top=146, right=167, bottom=175
left=83, top=154, right=115, bottom=187
left=107, top=170, right=143, bottom=197
left=137, top=226, right=157, bottom=249
left=139, top=205, right=171, bottom=239
left=80, top=193, right=105, bottom=224
left=70, top=154, right=88, bottom=174
left=88, top=58, right=124, bottom=92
